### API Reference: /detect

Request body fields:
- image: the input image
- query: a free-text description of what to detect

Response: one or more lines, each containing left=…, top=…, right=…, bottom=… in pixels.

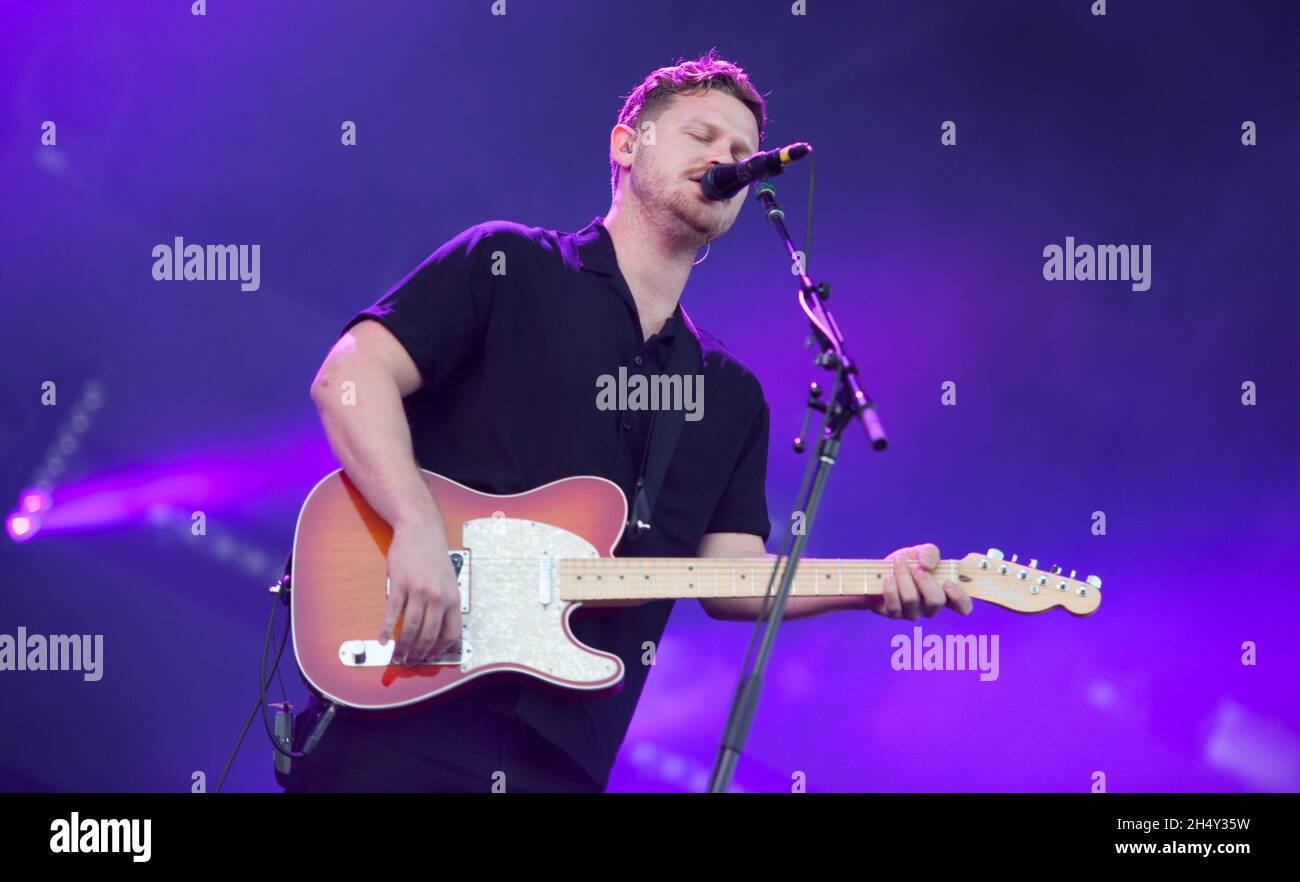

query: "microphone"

left=699, top=142, right=812, bottom=201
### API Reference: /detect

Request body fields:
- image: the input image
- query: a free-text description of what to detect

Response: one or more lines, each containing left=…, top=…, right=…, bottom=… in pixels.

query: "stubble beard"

left=633, top=164, right=727, bottom=252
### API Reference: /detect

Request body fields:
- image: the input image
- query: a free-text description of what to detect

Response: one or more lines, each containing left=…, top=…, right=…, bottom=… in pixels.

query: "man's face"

left=624, top=89, right=760, bottom=245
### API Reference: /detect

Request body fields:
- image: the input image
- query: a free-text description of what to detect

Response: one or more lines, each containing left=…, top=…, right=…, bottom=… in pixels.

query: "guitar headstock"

left=957, top=549, right=1101, bottom=615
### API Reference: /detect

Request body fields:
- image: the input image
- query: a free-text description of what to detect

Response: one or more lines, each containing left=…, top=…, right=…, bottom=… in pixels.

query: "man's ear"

left=611, top=124, right=637, bottom=168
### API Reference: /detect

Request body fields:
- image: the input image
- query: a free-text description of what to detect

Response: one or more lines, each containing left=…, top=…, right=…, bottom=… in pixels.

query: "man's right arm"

left=309, top=318, right=463, bottom=666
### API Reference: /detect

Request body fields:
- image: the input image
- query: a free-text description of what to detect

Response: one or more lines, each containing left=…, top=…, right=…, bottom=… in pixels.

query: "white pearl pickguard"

left=456, top=515, right=622, bottom=688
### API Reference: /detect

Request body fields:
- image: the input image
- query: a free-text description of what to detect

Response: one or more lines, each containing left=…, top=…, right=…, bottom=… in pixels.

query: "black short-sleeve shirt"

left=338, top=216, right=771, bottom=788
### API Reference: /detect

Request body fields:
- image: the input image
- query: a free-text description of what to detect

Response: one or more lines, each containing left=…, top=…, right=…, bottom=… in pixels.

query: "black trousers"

left=279, top=695, right=603, bottom=793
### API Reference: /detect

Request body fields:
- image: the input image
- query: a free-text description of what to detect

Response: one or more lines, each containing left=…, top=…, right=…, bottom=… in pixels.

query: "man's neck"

left=602, top=201, right=699, bottom=341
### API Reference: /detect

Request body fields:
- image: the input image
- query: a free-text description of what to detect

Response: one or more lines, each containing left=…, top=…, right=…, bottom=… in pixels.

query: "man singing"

left=283, top=49, right=972, bottom=794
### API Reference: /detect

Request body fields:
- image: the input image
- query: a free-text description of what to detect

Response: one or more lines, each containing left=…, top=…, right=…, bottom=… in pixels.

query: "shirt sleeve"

left=705, top=397, right=772, bottom=543
left=341, top=222, right=506, bottom=391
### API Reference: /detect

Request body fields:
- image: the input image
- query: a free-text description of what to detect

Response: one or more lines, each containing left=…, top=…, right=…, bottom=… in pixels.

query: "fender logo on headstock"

left=978, top=581, right=1022, bottom=604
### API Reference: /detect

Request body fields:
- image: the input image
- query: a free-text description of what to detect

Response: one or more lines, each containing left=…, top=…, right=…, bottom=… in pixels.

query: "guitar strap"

left=625, top=304, right=703, bottom=546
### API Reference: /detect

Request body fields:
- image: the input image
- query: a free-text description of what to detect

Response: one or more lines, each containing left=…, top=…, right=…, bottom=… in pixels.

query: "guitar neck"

left=556, top=557, right=961, bottom=602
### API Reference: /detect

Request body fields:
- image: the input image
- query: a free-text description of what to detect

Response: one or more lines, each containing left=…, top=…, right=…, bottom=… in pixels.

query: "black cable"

left=215, top=582, right=299, bottom=793
left=257, top=585, right=302, bottom=760
left=803, top=152, right=814, bottom=275
left=275, top=627, right=289, bottom=700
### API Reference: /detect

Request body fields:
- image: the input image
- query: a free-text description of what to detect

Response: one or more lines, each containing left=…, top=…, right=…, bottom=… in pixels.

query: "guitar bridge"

left=338, top=636, right=472, bottom=667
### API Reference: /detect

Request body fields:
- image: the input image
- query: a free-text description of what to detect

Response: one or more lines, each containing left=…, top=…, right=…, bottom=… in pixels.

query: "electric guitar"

left=290, top=469, right=1102, bottom=710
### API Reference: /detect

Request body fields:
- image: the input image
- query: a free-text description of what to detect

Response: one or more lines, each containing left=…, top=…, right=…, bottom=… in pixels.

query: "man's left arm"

left=696, top=384, right=972, bottom=622
left=696, top=533, right=973, bottom=621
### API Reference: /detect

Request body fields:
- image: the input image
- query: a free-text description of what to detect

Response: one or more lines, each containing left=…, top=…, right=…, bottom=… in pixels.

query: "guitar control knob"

left=986, top=548, right=1004, bottom=561
left=347, top=640, right=367, bottom=664
left=1086, top=575, right=1102, bottom=589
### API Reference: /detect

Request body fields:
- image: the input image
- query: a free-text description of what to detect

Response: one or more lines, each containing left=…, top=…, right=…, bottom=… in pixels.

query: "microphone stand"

left=707, top=182, right=888, bottom=793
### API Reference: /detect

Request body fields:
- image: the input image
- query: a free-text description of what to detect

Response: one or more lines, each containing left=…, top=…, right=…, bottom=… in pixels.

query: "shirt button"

left=633, top=355, right=643, bottom=365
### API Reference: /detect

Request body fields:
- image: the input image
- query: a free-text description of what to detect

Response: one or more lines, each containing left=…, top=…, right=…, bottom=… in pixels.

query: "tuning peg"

left=1069, top=569, right=1077, bottom=579
left=1086, top=575, right=1102, bottom=589
left=1010, top=554, right=1018, bottom=563
left=1028, top=558, right=1038, bottom=568
left=986, top=548, right=1004, bottom=560
left=1050, top=565, right=1062, bottom=575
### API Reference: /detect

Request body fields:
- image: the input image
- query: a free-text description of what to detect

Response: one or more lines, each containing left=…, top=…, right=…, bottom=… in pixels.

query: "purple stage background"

left=2, top=1, right=1297, bottom=793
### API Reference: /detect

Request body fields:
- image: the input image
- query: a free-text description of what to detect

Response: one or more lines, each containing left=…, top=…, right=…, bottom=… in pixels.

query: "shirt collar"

left=574, top=216, right=620, bottom=278
left=573, top=216, right=699, bottom=342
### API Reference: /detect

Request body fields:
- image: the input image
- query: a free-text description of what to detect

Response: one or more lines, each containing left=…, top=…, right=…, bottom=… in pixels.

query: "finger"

left=882, top=569, right=901, bottom=617
left=433, top=605, right=463, bottom=658
left=918, top=543, right=940, bottom=571
left=379, top=581, right=406, bottom=645
left=408, top=598, right=445, bottom=665
left=894, top=555, right=920, bottom=620
left=911, top=560, right=946, bottom=617
left=944, top=580, right=974, bottom=615
left=393, top=591, right=426, bottom=667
